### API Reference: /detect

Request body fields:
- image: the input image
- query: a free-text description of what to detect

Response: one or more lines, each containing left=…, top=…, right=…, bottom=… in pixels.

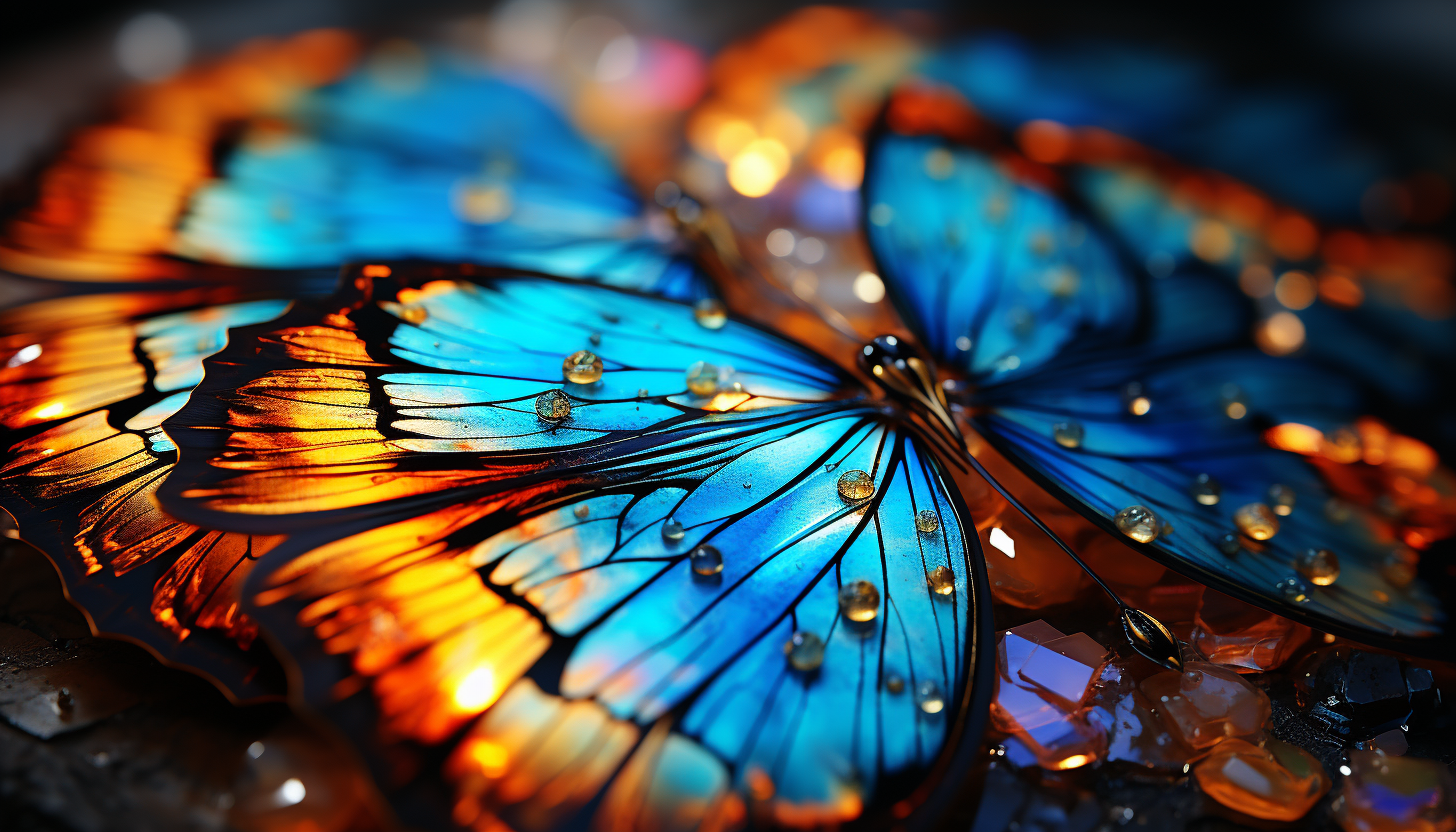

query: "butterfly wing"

left=865, top=132, right=1139, bottom=384
left=158, top=265, right=991, bottom=828
left=175, top=57, right=708, bottom=300
left=0, top=286, right=310, bottom=699
left=866, top=130, right=1451, bottom=651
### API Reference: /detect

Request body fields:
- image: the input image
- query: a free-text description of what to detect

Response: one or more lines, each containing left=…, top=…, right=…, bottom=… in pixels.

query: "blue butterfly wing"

left=865, top=133, right=1139, bottom=384
left=157, top=265, right=991, bottom=827
left=0, top=287, right=306, bottom=700
left=175, top=57, right=708, bottom=300
left=867, top=129, right=1451, bottom=650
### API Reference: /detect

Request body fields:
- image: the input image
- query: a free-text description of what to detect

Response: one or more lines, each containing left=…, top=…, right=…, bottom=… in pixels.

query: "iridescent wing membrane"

left=176, top=57, right=707, bottom=300
left=866, top=130, right=1449, bottom=653
left=159, top=265, right=991, bottom=829
left=0, top=285, right=316, bottom=699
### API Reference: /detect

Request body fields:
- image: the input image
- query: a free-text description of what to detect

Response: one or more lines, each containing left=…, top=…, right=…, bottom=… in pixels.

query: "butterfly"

left=864, top=109, right=1449, bottom=652
left=151, top=262, right=991, bottom=829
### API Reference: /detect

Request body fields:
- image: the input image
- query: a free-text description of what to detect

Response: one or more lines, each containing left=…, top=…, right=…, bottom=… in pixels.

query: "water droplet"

left=1296, top=548, right=1340, bottom=586
left=927, top=566, right=955, bottom=595
left=1114, top=505, right=1162, bottom=543
left=1381, top=545, right=1417, bottom=589
left=535, top=389, right=571, bottom=422
left=916, top=680, right=945, bottom=714
left=1278, top=576, right=1311, bottom=603
left=1191, top=473, right=1221, bottom=505
left=400, top=305, right=428, bottom=324
left=923, top=147, right=954, bottom=179
left=1052, top=421, right=1085, bottom=449
left=1324, top=498, right=1353, bottom=524
left=1123, top=382, right=1151, bottom=416
left=685, top=361, right=720, bottom=396
left=589, top=332, right=602, bottom=346
left=1218, top=533, right=1243, bottom=557
left=562, top=350, right=603, bottom=384
left=837, top=469, right=874, bottom=503
left=838, top=580, right=881, bottom=622
left=955, top=335, right=972, bottom=351
left=916, top=509, right=941, bottom=534
left=885, top=674, right=905, bottom=694
left=784, top=631, right=825, bottom=671
left=694, top=298, right=727, bottom=330
left=661, top=517, right=685, bottom=542
left=1268, top=484, right=1296, bottom=516
left=573, top=504, right=589, bottom=520
left=1234, top=503, right=1279, bottom=540
left=689, top=544, right=723, bottom=576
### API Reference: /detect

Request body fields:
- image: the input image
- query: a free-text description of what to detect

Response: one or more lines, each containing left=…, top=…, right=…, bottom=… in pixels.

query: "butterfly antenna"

left=959, top=449, right=1184, bottom=670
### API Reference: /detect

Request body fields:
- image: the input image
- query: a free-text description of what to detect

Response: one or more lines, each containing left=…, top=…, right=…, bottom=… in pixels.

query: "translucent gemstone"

left=1086, top=665, right=1193, bottom=773
left=573, top=504, right=590, bottom=520
left=885, top=674, right=905, bottom=694
left=1114, top=505, right=1162, bottom=543
left=1233, top=503, right=1279, bottom=540
left=1052, top=421, right=1085, bottom=449
left=1277, top=577, right=1311, bottom=603
left=992, top=624, right=1110, bottom=770
left=562, top=350, right=604, bottom=384
left=1360, top=727, right=1409, bottom=756
left=685, top=361, right=720, bottom=396
left=784, top=631, right=825, bottom=672
left=693, top=298, right=727, bottom=330
left=689, top=544, right=723, bottom=576
left=837, top=469, right=874, bottom=503
left=916, top=509, right=941, bottom=534
left=993, top=622, right=1107, bottom=724
left=1194, top=738, right=1330, bottom=822
left=1268, top=484, right=1296, bottom=516
left=534, top=389, right=571, bottom=422
left=916, top=680, right=945, bottom=714
left=1295, top=548, right=1340, bottom=586
left=837, top=580, right=880, bottom=622
left=1139, top=662, right=1271, bottom=749
left=661, top=518, right=685, bottom=542
left=1335, top=751, right=1456, bottom=832
left=1007, top=717, right=1105, bottom=771
left=986, top=511, right=1089, bottom=608
left=927, top=566, right=955, bottom=596
left=1218, top=533, right=1243, bottom=556
left=1191, top=473, right=1222, bottom=505
left=1293, top=647, right=1418, bottom=742
left=1192, top=590, right=1311, bottom=673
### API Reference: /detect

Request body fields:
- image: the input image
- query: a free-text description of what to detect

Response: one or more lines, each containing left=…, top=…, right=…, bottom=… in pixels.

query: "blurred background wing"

left=157, top=263, right=990, bottom=829
left=1, top=32, right=709, bottom=301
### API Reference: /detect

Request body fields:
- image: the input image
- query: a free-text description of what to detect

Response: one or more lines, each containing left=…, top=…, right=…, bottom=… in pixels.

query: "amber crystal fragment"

left=1194, top=738, right=1330, bottom=822
left=1086, top=661, right=1195, bottom=772
left=1335, top=751, right=1456, bottom=832
left=1191, top=589, right=1311, bottom=673
left=991, top=621, right=1110, bottom=770
left=1140, top=662, right=1271, bottom=749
